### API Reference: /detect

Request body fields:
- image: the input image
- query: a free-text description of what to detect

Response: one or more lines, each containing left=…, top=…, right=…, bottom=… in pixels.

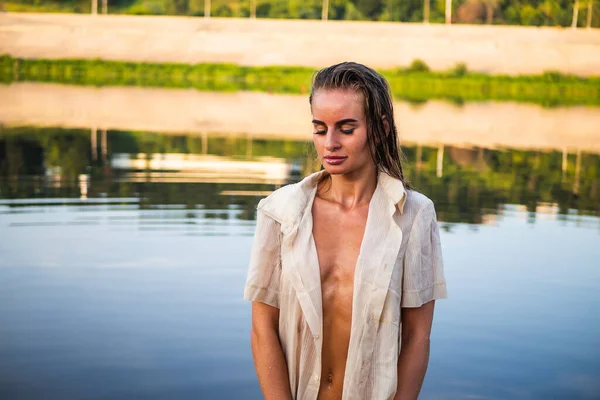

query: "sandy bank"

left=1, top=13, right=600, bottom=76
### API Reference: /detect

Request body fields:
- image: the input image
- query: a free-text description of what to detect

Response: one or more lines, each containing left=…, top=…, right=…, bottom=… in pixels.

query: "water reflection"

left=111, top=153, right=300, bottom=185
left=2, top=83, right=600, bottom=152
left=1, top=125, right=599, bottom=400
left=1, top=126, right=598, bottom=227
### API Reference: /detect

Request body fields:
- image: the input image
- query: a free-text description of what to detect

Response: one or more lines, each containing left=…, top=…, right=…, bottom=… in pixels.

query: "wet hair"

left=309, top=62, right=408, bottom=187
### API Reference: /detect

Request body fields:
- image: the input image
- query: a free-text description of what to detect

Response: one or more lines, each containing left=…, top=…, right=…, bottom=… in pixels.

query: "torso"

left=311, top=188, right=369, bottom=400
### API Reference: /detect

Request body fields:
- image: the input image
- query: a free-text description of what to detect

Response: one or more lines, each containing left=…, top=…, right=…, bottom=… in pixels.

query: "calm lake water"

left=1, top=115, right=600, bottom=399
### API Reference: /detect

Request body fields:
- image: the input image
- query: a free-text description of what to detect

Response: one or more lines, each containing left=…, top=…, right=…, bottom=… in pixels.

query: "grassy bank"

left=1, top=55, right=599, bottom=106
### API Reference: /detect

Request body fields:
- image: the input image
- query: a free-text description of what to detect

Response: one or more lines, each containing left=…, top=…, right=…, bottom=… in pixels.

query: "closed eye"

left=313, top=130, right=327, bottom=135
left=340, top=128, right=355, bottom=134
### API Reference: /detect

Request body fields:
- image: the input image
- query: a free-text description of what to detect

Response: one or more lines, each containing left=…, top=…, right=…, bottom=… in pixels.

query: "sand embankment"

left=1, top=13, right=600, bottom=76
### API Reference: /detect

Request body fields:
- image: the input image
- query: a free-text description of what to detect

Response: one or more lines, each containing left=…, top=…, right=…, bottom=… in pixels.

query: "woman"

left=244, top=62, right=447, bottom=400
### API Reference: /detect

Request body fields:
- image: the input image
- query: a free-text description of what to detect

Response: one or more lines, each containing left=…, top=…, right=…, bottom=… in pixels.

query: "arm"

left=251, top=301, right=293, bottom=400
left=394, top=300, right=435, bottom=400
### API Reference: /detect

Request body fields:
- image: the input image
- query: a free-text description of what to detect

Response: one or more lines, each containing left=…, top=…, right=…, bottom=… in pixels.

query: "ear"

left=382, top=115, right=390, bottom=136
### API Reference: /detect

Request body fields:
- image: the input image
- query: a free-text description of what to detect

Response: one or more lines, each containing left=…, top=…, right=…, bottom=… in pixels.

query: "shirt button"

left=314, top=334, right=319, bottom=339
left=315, top=375, right=320, bottom=382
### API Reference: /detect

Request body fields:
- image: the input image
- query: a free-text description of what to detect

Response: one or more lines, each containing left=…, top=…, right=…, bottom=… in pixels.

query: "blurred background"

left=0, top=3, right=599, bottom=400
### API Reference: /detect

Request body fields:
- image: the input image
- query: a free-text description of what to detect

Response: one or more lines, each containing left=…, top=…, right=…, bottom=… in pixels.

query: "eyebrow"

left=312, top=118, right=358, bottom=126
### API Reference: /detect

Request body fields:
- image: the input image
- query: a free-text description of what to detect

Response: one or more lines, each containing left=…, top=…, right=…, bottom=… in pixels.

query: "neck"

left=319, top=165, right=378, bottom=210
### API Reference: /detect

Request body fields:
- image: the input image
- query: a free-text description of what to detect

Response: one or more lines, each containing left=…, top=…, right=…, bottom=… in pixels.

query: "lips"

left=324, top=156, right=347, bottom=165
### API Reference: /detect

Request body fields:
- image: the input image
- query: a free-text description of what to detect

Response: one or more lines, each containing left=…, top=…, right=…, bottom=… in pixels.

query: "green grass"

left=3, top=2, right=85, bottom=13
left=1, top=55, right=599, bottom=106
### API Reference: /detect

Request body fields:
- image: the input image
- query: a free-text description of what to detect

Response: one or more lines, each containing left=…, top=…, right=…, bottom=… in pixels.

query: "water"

left=1, top=114, right=600, bottom=399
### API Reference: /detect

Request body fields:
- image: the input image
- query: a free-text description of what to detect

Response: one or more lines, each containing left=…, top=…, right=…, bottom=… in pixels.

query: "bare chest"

left=311, top=199, right=368, bottom=292
left=312, top=197, right=370, bottom=396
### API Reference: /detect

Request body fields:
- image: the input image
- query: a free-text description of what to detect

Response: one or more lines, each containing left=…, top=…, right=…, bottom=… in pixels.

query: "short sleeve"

left=243, top=206, right=282, bottom=308
left=401, top=201, right=447, bottom=308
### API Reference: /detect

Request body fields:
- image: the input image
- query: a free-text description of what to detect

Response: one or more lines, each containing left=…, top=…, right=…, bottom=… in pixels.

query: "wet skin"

left=310, top=88, right=376, bottom=399
left=312, top=192, right=369, bottom=400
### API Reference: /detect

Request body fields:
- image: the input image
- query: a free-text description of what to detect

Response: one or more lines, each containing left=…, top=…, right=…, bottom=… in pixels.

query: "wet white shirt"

left=244, top=170, right=447, bottom=400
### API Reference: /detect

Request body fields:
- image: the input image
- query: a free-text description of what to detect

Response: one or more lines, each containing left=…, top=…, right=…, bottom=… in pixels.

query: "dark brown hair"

left=309, top=62, right=408, bottom=187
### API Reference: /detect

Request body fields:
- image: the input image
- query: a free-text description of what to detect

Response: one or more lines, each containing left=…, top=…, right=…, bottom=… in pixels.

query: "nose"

left=324, top=131, right=341, bottom=151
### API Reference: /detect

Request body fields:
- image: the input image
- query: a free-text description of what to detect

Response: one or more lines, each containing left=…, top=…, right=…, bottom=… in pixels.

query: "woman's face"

left=311, top=89, right=375, bottom=177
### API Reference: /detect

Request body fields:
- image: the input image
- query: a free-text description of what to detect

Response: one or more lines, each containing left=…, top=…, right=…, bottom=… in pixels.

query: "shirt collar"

left=377, top=170, right=407, bottom=215
left=259, top=169, right=406, bottom=224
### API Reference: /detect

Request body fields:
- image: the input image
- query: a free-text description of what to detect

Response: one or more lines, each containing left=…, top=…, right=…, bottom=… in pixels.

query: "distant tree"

left=392, top=0, right=424, bottom=22
left=456, top=0, right=484, bottom=23
left=160, top=0, right=184, bottom=14
left=355, top=0, right=385, bottom=19
left=345, top=1, right=367, bottom=19
left=572, top=0, right=579, bottom=26
left=288, top=0, right=320, bottom=19
left=520, top=4, right=543, bottom=25
left=268, top=0, right=289, bottom=18
left=483, top=0, right=499, bottom=22
left=256, top=1, right=271, bottom=17
left=214, top=3, right=232, bottom=16
left=9, top=0, right=595, bottom=27
left=538, top=0, right=561, bottom=25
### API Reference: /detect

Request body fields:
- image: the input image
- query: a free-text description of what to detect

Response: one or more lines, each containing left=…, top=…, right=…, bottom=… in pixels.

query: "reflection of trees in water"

left=407, top=145, right=599, bottom=222
left=0, top=126, right=598, bottom=223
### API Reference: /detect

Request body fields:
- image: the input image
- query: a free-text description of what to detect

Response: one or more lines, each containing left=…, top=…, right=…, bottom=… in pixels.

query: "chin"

left=321, top=164, right=352, bottom=176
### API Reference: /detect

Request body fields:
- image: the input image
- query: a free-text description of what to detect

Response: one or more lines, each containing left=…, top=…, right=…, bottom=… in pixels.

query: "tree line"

left=6, top=0, right=598, bottom=28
